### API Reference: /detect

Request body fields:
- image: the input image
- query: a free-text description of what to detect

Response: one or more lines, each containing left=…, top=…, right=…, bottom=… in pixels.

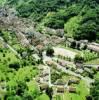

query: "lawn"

left=0, top=49, right=20, bottom=65
left=62, top=74, right=79, bottom=83
left=12, top=44, right=22, bottom=50
left=36, top=94, right=50, bottom=100
left=0, top=39, right=20, bottom=65
left=94, top=72, right=99, bottom=79
left=85, top=58, right=99, bottom=64
left=0, top=0, right=5, bottom=5
left=0, top=44, right=20, bottom=76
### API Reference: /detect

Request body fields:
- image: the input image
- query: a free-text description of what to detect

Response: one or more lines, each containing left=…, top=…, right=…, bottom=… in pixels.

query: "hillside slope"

left=3, top=0, right=99, bottom=42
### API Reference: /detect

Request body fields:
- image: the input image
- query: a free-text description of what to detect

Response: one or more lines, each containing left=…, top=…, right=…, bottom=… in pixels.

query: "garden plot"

left=53, top=47, right=77, bottom=59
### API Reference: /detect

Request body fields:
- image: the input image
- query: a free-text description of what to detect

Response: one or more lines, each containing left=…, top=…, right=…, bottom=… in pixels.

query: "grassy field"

left=94, top=72, right=99, bottom=79
left=62, top=74, right=79, bottom=83
left=0, top=40, right=20, bottom=64
left=0, top=49, right=20, bottom=64
left=0, top=0, right=5, bottom=5
left=12, top=44, right=22, bottom=50
left=37, top=94, right=50, bottom=100
left=0, top=41, right=20, bottom=80
left=85, top=58, right=99, bottom=64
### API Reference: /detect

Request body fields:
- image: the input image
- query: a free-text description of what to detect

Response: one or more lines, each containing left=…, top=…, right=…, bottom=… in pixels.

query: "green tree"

left=46, top=46, right=54, bottom=57
left=9, top=62, right=20, bottom=70
left=64, top=16, right=82, bottom=38
left=90, top=79, right=99, bottom=100
left=74, top=54, right=84, bottom=63
left=46, top=87, right=53, bottom=100
left=74, top=21, right=97, bottom=41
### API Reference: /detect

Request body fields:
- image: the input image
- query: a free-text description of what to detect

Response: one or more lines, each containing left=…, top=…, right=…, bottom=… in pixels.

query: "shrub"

left=74, top=54, right=84, bottom=63
left=3, top=53, right=5, bottom=57
left=46, top=46, right=54, bottom=57
left=83, top=51, right=98, bottom=62
left=70, top=41, right=76, bottom=48
left=9, top=62, right=20, bottom=70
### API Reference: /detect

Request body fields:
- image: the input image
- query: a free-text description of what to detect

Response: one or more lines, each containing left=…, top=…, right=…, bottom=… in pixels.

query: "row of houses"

left=39, top=83, right=77, bottom=94
left=66, top=38, right=99, bottom=52
left=87, top=43, right=99, bottom=52
left=56, top=86, right=76, bottom=93
left=37, top=74, right=80, bottom=94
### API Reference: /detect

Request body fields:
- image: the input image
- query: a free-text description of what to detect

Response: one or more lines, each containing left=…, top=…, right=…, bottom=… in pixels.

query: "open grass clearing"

left=85, top=58, right=99, bottom=64
left=36, top=94, right=50, bottom=100
left=0, top=49, right=20, bottom=65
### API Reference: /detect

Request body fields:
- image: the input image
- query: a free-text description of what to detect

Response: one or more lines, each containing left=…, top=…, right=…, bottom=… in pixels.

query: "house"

left=0, top=82, right=6, bottom=92
left=56, top=29, right=64, bottom=37
left=80, top=40, right=88, bottom=44
left=40, top=84, right=49, bottom=91
left=87, top=43, right=99, bottom=52
left=30, top=46, right=36, bottom=52
left=76, top=63, right=83, bottom=69
left=97, top=66, right=99, bottom=71
left=66, top=38, right=75, bottom=47
left=66, top=39, right=88, bottom=49
left=68, top=79, right=80, bottom=85
left=46, top=61, right=51, bottom=65
left=35, top=77, right=40, bottom=83
left=32, top=54, right=40, bottom=62
left=57, top=86, right=65, bottom=93
left=91, top=42, right=99, bottom=46
left=22, top=51, right=27, bottom=58
left=42, top=70, right=49, bottom=76
left=68, top=87, right=76, bottom=93
left=43, top=76, right=49, bottom=82
left=39, top=72, right=49, bottom=77
left=84, top=65, right=92, bottom=69
left=36, top=44, right=44, bottom=52
left=58, top=60, right=67, bottom=67
left=46, top=61, right=54, bottom=66
left=42, top=27, right=57, bottom=36
left=84, top=68, right=93, bottom=74
left=75, top=69, right=84, bottom=74
left=39, top=67, right=44, bottom=71
left=54, top=79, right=65, bottom=86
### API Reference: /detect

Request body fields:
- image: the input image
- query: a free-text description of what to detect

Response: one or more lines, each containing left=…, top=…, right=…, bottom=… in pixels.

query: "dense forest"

left=5, top=0, right=99, bottom=42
